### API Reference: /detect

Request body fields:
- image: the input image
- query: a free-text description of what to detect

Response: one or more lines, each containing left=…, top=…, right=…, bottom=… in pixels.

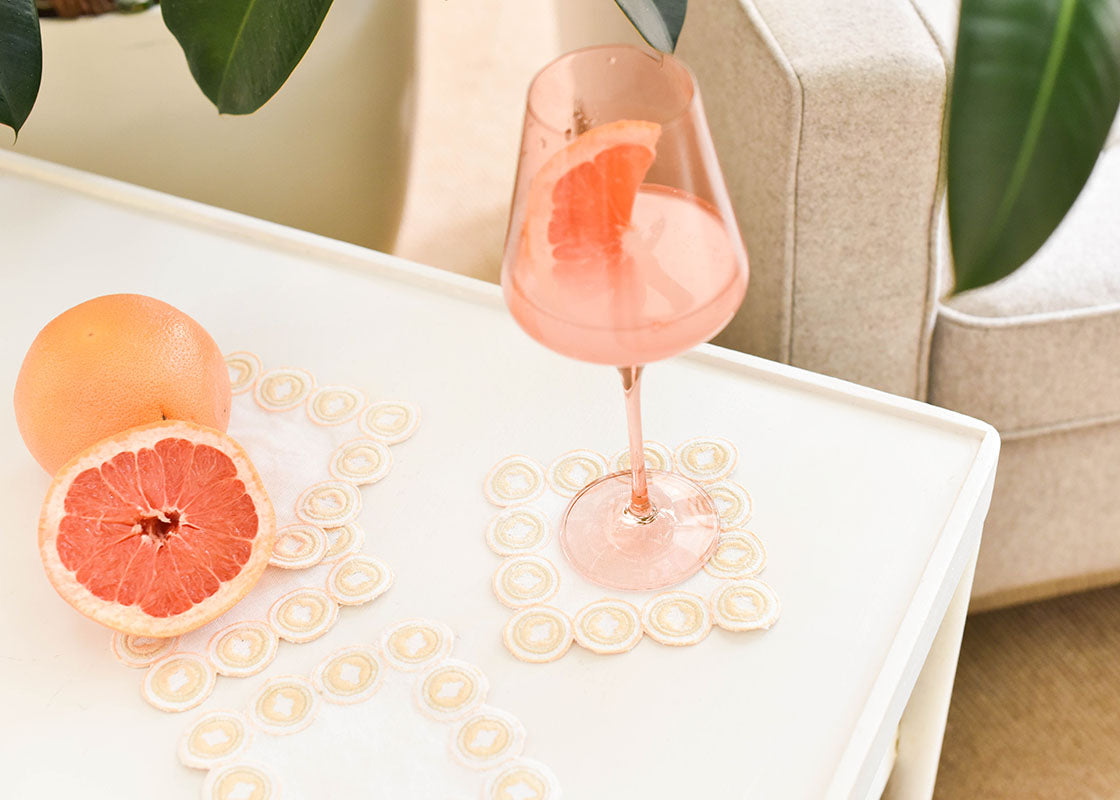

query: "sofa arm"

left=678, top=0, right=949, bottom=399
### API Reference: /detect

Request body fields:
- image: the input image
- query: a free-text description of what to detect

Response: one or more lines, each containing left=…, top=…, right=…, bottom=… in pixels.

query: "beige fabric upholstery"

left=930, top=143, right=1120, bottom=602
left=680, top=0, right=1120, bottom=607
left=970, top=422, right=1120, bottom=607
left=679, top=0, right=947, bottom=399
left=946, top=147, right=1120, bottom=320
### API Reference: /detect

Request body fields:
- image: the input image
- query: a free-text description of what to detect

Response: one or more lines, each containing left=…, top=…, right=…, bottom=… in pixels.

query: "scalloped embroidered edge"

left=484, top=440, right=778, bottom=662
left=178, top=619, right=562, bottom=798
left=118, top=352, right=419, bottom=712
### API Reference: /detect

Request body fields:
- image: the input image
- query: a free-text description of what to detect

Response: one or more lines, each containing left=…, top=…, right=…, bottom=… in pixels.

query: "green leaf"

left=0, top=0, right=42, bottom=135
left=948, top=0, right=1120, bottom=293
left=614, top=0, right=687, bottom=53
left=162, top=0, right=334, bottom=115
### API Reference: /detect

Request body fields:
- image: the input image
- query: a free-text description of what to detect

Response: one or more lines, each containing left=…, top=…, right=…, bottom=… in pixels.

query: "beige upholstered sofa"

left=678, top=0, right=1120, bottom=609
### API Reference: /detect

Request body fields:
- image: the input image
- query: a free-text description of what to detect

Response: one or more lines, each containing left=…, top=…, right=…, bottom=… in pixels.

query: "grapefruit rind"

left=38, top=420, right=276, bottom=638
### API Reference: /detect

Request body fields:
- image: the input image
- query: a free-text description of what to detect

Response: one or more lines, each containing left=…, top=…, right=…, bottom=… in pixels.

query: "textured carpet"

left=935, top=585, right=1120, bottom=799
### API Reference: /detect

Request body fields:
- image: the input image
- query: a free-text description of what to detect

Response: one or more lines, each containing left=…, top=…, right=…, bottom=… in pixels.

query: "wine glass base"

left=559, top=470, right=721, bottom=592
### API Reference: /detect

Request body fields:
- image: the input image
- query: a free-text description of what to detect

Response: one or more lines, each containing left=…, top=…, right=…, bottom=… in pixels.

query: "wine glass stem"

left=619, top=365, right=655, bottom=521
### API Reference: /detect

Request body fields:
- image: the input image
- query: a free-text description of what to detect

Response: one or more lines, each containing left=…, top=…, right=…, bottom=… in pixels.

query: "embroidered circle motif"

left=296, top=480, right=362, bottom=527
left=326, top=555, right=393, bottom=605
left=207, top=621, right=279, bottom=678
left=381, top=620, right=454, bottom=671
left=485, top=760, right=561, bottom=800
left=312, top=645, right=383, bottom=704
left=111, top=633, right=178, bottom=668
left=711, top=579, right=781, bottom=632
left=674, top=437, right=739, bottom=483
left=179, top=710, right=251, bottom=768
left=203, top=763, right=274, bottom=800
left=359, top=400, right=421, bottom=444
left=642, top=592, right=712, bottom=646
left=484, top=455, right=546, bottom=507
left=329, top=438, right=393, bottom=485
left=323, top=521, right=365, bottom=561
left=142, top=652, right=216, bottom=712
left=452, top=706, right=527, bottom=770
left=254, top=367, right=314, bottom=412
left=417, top=660, right=488, bottom=721
left=268, top=523, right=328, bottom=569
left=706, top=480, right=753, bottom=529
left=610, top=440, right=673, bottom=473
left=573, top=600, right=643, bottom=655
left=306, top=385, right=365, bottom=425
left=704, top=530, right=766, bottom=579
left=503, top=607, right=573, bottom=663
left=224, top=352, right=261, bottom=395
left=268, top=588, right=338, bottom=643
left=492, top=555, right=560, bottom=609
left=250, top=676, right=319, bottom=735
left=485, top=507, right=551, bottom=556
left=546, top=449, right=608, bottom=497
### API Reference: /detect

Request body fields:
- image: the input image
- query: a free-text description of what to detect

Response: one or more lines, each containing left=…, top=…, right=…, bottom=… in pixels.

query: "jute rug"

left=936, top=584, right=1120, bottom=799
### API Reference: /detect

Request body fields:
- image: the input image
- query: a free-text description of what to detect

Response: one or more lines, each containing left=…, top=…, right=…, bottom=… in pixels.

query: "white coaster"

left=306, top=385, right=366, bottom=425
left=269, top=523, right=329, bottom=570
left=207, top=621, right=279, bottom=678
left=673, top=436, right=739, bottom=483
left=704, top=530, right=766, bottom=579
left=484, top=455, right=547, bottom=507
left=503, top=606, right=574, bottom=664
left=546, top=449, right=608, bottom=497
left=573, top=599, right=643, bottom=655
left=483, top=438, right=778, bottom=662
left=359, top=400, right=422, bottom=444
left=254, top=367, right=315, bottom=412
left=493, top=555, right=561, bottom=609
left=711, top=579, right=781, bottom=632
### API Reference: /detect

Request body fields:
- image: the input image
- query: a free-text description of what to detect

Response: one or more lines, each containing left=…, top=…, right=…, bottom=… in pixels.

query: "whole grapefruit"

left=14, top=294, right=231, bottom=474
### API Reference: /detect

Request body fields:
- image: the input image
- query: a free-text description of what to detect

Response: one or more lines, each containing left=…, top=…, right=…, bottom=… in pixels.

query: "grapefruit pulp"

left=39, top=421, right=275, bottom=637
left=522, top=119, right=662, bottom=264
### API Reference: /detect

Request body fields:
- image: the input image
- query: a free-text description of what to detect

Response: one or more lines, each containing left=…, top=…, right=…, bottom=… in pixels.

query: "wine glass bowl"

left=501, top=45, right=749, bottom=592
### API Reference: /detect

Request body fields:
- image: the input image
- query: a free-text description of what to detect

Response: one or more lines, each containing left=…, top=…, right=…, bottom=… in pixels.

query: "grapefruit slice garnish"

left=522, top=119, right=662, bottom=264
left=39, top=420, right=276, bottom=637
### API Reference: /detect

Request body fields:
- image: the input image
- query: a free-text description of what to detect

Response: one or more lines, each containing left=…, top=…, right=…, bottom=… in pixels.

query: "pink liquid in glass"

left=505, top=184, right=747, bottom=366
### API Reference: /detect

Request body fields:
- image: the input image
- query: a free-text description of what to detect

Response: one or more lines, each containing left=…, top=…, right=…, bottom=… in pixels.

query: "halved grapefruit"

left=521, top=119, right=662, bottom=264
left=39, top=421, right=275, bottom=637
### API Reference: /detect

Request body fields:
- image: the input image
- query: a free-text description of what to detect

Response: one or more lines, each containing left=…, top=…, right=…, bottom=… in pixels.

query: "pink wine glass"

left=501, top=45, right=749, bottom=591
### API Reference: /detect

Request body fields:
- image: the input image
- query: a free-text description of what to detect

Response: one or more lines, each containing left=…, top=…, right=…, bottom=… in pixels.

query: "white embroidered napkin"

left=178, top=618, right=562, bottom=800
left=111, top=352, right=420, bottom=712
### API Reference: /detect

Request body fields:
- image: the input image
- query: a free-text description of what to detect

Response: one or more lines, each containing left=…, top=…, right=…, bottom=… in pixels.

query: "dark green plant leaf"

left=162, top=0, right=333, bottom=115
left=614, top=0, right=686, bottom=53
left=0, top=0, right=42, bottom=135
left=948, top=0, right=1120, bottom=293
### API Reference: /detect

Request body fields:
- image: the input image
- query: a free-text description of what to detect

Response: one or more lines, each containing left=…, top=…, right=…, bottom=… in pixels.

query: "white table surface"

left=0, top=152, right=998, bottom=800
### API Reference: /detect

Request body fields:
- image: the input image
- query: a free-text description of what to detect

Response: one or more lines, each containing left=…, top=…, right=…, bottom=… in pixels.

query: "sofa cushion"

left=679, top=0, right=948, bottom=400
left=970, top=419, right=1120, bottom=607
left=930, top=144, right=1120, bottom=435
